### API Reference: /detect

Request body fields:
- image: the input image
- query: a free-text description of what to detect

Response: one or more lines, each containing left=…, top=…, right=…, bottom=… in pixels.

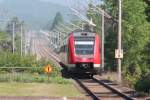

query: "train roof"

left=72, top=32, right=96, bottom=37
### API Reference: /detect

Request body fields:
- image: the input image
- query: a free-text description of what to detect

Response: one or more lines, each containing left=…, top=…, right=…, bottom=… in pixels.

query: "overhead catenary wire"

left=70, top=7, right=96, bottom=27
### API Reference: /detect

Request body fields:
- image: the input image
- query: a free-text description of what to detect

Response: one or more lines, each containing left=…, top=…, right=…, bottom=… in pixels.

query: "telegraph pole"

left=117, top=0, right=122, bottom=83
left=12, top=22, right=15, bottom=54
left=24, top=31, right=27, bottom=55
left=20, top=22, right=23, bottom=56
left=101, top=10, right=105, bottom=71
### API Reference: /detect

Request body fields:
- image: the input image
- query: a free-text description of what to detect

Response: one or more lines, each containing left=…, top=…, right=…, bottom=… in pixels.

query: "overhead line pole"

left=12, top=22, right=15, bottom=54
left=101, top=10, right=105, bottom=71
left=88, top=2, right=106, bottom=71
left=117, top=0, right=122, bottom=83
left=24, top=31, right=27, bottom=55
left=20, top=22, right=24, bottom=56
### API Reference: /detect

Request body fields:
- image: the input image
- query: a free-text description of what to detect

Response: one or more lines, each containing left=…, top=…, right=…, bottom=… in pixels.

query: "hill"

left=0, top=0, right=71, bottom=29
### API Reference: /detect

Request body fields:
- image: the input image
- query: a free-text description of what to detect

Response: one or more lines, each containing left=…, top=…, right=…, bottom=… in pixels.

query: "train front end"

left=68, top=32, right=101, bottom=75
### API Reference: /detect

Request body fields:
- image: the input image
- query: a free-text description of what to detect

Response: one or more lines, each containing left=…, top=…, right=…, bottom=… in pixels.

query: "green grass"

left=0, top=73, right=71, bottom=84
left=0, top=83, right=84, bottom=97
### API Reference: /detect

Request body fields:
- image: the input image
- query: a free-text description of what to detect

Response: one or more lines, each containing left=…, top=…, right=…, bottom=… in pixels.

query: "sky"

left=0, top=0, right=101, bottom=7
left=0, top=0, right=101, bottom=29
left=39, top=0, right=88, bottom=7
left=39, top=0, right=72, bottom=6
left=39, top=0, right=101, bottom=6
left=0, top=0, right=86, bottom=5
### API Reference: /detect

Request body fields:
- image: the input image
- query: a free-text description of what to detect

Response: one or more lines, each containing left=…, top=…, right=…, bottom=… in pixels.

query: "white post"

left=13, top=22, right=15, bottom=54
left=117, top=0, right=122, bottom=83
left=21, top=23, right=23, bottom=56
left=101, top=10, right=105, bottom=71
left=24, top=31, right=27, bottom=55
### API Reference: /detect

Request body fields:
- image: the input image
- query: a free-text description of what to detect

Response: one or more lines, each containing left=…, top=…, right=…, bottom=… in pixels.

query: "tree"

left=87, top=1, right=118, bottom=70
left=103, top=0, right=150, bottom=89
left=145, top=0, right=150, bottom=22
left=0, top=32, right=12, bottom=52
left=5, top=17, right=24, bottom=54
left=6, top=17, right=21, bottom=34
left=145, top=0, right=150, bottom=4
left=51, top=12, right=64, bottom=30
left=122, top=0, right=150, bottom=77
left=87, top=2, right=101, bottom=33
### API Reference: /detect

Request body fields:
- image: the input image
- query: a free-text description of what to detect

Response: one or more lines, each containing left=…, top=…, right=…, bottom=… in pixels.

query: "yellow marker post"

left=44, top=64, right=53, bottom=81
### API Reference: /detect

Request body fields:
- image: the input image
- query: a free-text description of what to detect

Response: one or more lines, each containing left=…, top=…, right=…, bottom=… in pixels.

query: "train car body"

left=60, top=32, right=101, bottom=76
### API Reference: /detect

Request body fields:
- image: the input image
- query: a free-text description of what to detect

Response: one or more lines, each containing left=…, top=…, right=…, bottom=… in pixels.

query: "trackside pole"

left=21, top=23, right=23, bottom=56
left=13, top=22, right=15, bottom=54
left=117, top=0, right=122, bottom=83
left=101, top=10, right=105, bottom=72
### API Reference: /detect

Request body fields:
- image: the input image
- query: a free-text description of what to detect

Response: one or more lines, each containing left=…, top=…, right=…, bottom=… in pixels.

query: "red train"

left=60, top=32, right=101, bottom=77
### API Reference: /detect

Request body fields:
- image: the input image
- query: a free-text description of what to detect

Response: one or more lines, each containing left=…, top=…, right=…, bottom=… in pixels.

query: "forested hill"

left=0, top=0, right=71, bottom=29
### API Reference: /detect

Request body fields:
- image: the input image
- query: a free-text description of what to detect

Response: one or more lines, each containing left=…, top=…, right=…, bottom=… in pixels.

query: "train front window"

left=75, top=42, right=94, bottom=55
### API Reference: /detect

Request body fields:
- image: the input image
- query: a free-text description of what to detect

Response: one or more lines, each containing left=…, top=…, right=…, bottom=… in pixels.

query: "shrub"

left=0, top=73, right=71, bottom=84
left=0, top=52, right=61, bottom=77
left=135, top=74, right=150, bottom=93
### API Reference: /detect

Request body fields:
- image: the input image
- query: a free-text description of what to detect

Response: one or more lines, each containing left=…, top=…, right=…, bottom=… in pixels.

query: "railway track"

left=32, top=37, right=62, bottom=68
left=73, top=76, right=136, bottom=100
left=40, top=50, right=137, bottom=100
left=31, top=37, right=148, bottom=100
left=45, top=51, right=149, bottom=100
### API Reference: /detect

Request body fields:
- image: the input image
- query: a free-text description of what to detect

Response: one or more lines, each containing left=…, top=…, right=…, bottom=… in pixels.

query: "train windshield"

left=75, top=37, right=94, bottom=55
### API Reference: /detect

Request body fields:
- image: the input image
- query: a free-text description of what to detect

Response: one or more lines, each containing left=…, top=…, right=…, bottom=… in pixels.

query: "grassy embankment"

left=0, top=83, right=83, bottom=97
left=0, top=53, right=83, bottom=97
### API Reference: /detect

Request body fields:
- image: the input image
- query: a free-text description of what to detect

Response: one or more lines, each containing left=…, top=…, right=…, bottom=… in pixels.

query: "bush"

left=135, top=74, right=150, bottom=93
left=0, top=73, right=71, bottom=84
left=0, top=52, right=61, bottom=77
left=0, top=52, right=37, bottom=67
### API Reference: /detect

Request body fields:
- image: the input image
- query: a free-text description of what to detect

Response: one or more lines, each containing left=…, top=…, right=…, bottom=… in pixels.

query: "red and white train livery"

left=60, top=32, right=101, bottom=76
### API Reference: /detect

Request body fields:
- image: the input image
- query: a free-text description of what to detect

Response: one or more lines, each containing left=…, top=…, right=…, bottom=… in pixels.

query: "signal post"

left=44, top=64, right=53, bottom=81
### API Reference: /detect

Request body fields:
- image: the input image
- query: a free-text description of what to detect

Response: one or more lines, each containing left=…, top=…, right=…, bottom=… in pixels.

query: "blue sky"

left=0, top=0, right=101, bottom=6
left=39, top=0, right=88, bottom=7
left=0, top=0, right=85, bottom=5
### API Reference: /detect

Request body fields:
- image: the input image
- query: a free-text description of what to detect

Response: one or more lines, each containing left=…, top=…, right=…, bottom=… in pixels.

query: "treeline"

left=0, top=17, right=60, bottom=73
left=87, top=0, right=150, bottom=93
left=0, top=17, right=24, bottom=54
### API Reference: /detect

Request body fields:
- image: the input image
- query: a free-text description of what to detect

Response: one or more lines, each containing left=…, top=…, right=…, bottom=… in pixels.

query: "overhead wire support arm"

left=59, top=23, right=74, bottom=32
left=66, top=22, right=82, bottom=30
left=55, top=26, right=70, bottom=33
left=70, top=7, right=96, bottom=27
left=89, top=2, right=118, bottom=22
